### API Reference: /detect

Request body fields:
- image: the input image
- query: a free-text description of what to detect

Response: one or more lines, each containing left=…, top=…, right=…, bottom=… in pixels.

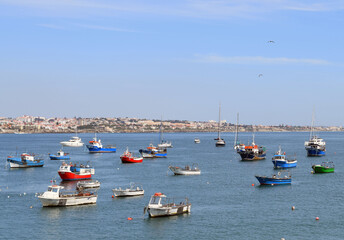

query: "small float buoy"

left=112, top=195, right=114, bottom=198
left=206, top=182, right=209, bottom=184
left=127, top=217, right=133, bottom=221
left=117, top=168, right=120, bottom=170
left=252, top=184, right=255, bottom=186
left=291, top=206, right=295, bottom=211
left=281, top=238, right=285, bottom=240
left=50, top=180, right=53, bottom=183
left=23, top=192, right=26, bottom=195
left=316, top=217, right=319, bottom=220
left=7, top=196, right=10, bottom=198
left=30, top=206, right=33, bottom=209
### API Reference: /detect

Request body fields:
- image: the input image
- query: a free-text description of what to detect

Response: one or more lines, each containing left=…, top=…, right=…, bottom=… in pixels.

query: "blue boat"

left=305, top=112, right=326, bottom=157
left=86, top=136, right=116, bottom=153
left=139, top=144, right=167, bottom=158
left=255, top=171, right=291, bottom=185
left=272, top=147, right=297, bottom=168
left=49, top=150, right=70, bottom=160
left=7, top=153, right=44, bottom=168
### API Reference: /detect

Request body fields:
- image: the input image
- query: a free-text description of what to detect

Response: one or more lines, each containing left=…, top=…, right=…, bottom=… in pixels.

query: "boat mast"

left=218, top=103, right=221, bottom=139
left=310, top=109, right=315, bottom=140
left=159, top=116, right=163, bottom=143
left=234, top=112, right=239, bottom=146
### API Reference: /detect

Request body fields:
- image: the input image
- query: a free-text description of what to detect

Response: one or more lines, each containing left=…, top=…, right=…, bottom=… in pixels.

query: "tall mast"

left=218, top=103, right=221, bottom=139
left=310, top=109, right=315, bottom=140
left=159, top=116, right=163, bottom=143
left=234, top=113, right=239, bottom=146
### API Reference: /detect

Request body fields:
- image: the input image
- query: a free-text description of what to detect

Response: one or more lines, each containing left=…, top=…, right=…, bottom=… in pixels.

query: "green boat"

left=312, top=162, right=334, bottom=173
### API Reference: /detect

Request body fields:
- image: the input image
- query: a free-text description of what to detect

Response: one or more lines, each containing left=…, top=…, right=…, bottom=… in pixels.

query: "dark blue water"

left=0, top=132, right=343, bottom=239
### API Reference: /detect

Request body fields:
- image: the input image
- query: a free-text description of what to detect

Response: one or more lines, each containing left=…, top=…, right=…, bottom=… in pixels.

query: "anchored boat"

left=168, top=164, right=201, bottom=175
left=312, top=162, right=334, bottom=173
left=60, top=136, right=84, bottom=147
left=58, top=162, right=95, bottom=181
left=272, top=147, right=297, bottom=168
left=120, top=147, right=143, bottom=163
left=139, top=144, right=167, bottom=158
left=77, top=180, right=101, bottom=189
left=49, top=150, right=70, bottom=160
left=236, top=133, right=266, bottom=161
left=215, top=103, right=226, bottom=147
left=38, top=184, right=97, bottom=207
left=305, top=111, right=326, bottom=157
left=194, top=138, right=200, bottom=144
left=255, top=171, right=291, bottom=185
left=157, top=118, right=173, bottom=148
left=144, top=193, right=191, bottom=218
left=86, top=135, right=116, bottom=153
left=7, top=153, right=44, bottom=168
left=112, top=183, right=144, bottom=197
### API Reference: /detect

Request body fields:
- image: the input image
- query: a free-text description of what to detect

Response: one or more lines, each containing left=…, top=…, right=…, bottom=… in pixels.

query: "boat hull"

left=255, top=176, right=291, bottom=185
left=312, top=165, right=334, bottom=173
left=38, top=196, right=97, bottom=207
left=272, top=160, right=297, bottom=169
left=49, top=155, right=70, bottom=160
left=7, top=158, right=44, bottom=168
left=120, top=156, right=143, bottom=163
left=306, top=149, right=326, bottom=157
left=239, top=152, right=266, bottom=161
left=60, top=142, right=84, bottom=147
left=169, top=167, right=201, bottom=175
left=148, top=204, right=191, bottom=218
left=139, top=150, right=167, bottom=158
left=58, top=171, right=92, bottom=181
left=112, top=190, right=144, bottom=197
left=87, top=146, right=116, bottom=153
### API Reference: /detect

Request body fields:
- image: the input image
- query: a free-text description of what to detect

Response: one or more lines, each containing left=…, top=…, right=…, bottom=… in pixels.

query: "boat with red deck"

left=120, top=147, right=143, bottom=163
left=58, top=162, right=95, bottom=181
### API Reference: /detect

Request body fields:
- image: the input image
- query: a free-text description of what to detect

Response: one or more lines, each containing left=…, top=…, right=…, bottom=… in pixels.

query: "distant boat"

left=157, top=118, right=173, bottom=148
left=255, top=171, right=291, bottom=185
left=7, top=153, right=44, bottom=168
left=139, top=144, right=167, bottom=158
left=272, top=147, right=297, bottom=168
left=194, top=138, right=200, bottom=144
left=168, top=164, right=201, bottom=175
left=144, top=193, right=191, bottom=218
left=236, top=133, right=266, bottom=161
left=120, top=147, right=143, bottom=163
left=112, top=183, right=144, bottom=197
left=49, top=149, right=70, bottom=160
left=312, top=162, right=334, bottom=173
left=305, top=111, right=326, bottom=157
left=58, top=162, right=95, bottom=181
left=77, top=180, right=101, bottom=189
left=234, top=113, right=240, bottom=150
left=86, top=134, right=116, bottom=153
left=60, top=136, right=84, bottom=147
left=38, top=184, right=97, bottom=207
left=215, top=103, right=225, bottom=147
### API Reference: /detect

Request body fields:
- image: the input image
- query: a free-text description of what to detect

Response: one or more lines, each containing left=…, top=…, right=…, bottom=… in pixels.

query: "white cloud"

left=194, top=54, right=330, bottom=65
left=37, top=24, right=65, bottom=29
left=74, top=24, right=137, bottom=32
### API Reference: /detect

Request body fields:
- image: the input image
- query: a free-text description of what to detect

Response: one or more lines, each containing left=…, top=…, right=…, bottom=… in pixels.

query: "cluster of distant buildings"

left=0, top=115, right=342, bottom=134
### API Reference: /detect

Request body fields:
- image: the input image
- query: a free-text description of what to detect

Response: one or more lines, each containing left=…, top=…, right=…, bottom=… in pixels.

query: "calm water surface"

left=0, top=132, right=343, bottom=239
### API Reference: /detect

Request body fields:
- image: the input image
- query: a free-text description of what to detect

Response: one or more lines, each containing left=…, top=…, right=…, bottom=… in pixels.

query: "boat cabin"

left=41, top=185, right=63, bottom=198
left=149, top=193, right=167, bottom=206
left=21, top=153, right=35, bottom=161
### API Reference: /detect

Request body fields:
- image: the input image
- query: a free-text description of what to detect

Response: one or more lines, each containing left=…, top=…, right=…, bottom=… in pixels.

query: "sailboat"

left=215, top=103, right=226, bottom=147
left=304, top=111, right=326, bottom=157
left=234, top=113, right=241, bottom=150
left=157, top=118, right=173, bottom=148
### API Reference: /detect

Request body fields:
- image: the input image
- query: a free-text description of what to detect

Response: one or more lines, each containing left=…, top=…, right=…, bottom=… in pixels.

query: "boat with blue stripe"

left=7, top=153, right=44, bottom=168
left=272, top=147, right=297, bottom=168
left=86, top=136, right=116, bottom=153
left=49, top=150, right=70, bottom=160
left=255, top=171, right=291, bottom=185
left=305, top=112, right=326, bottom=157
left=139, top=144, right=167, bottom=158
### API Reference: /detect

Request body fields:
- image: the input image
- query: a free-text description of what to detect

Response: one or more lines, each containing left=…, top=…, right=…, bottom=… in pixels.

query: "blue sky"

left=1, top=0, right=344, bottom=125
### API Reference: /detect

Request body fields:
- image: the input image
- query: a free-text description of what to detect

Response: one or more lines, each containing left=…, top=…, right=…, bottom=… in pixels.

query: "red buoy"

left=316, top=217, right=319, bottom=220
left=127, top=217, right=133, bottom=221
left=112, top=195, right=114, bottom=198
left=252, top=184, right=255, bottom=186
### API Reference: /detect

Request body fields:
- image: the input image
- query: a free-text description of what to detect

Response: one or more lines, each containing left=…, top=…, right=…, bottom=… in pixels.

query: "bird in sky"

left=258, top=74, right=263, bottom=77
left=267, top=40, right=275, bottom=43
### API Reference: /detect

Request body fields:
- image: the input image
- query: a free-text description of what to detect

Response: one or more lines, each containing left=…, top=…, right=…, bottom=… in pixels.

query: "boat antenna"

left=159, top=115, right=163, bottom=143
left=252, top=127, right=255, bottom=145
left=218, top=102, right=221, bottom=139
left=234, top=112, right=239, bottom=146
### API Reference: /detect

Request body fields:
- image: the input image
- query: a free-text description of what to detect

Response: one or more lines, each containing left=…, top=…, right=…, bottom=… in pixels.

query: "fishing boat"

left=168, top=164, right=201, bottom=175
left=49, top=150, right=70, bottom=160
left=60, top=136, right=84, bottom=147
left=157, top=119, right=173, bottom=148
left=58, top=162, right=95, bottom=181
left=144, top=193, right=191, bottom=218
left=305, top=111, right=326, bottom=156
left=139, top=144, right=167, bottom=158
left=236, top=133, right=266, bottom=161
left=312, top=162, right=334, bottom=173
left=86, top=135, right=116, bottom=153
left=7, top=153, right=44, bottom=168
left=272, top=147, right=297, bottom=168
left=37, top=184, right=97, bottom=207
left=77, top=180, right=101, bottom=189
left=194, top=138, right=200, bottom=144
left=120, top=147, right=143, bottom=163
left=215, top=103, right=225, bottom=147
left=112, top=183, right=144, bottom=197
left=255, top=171, right=291, bottom=185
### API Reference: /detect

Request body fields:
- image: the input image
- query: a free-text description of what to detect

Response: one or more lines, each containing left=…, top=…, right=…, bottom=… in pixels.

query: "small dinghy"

left=144, top=192, right=191, bottom=218
left=49, top=150, right=70, bottom=160
left=312, top=162, right=334, bottom=173
left=168, top=164, right=201, bottom=175
left=112, top=183, right=144, bottom=197
left=194, top=138, right=200, bottom=144
left=77, top=180, right=101, bottom=189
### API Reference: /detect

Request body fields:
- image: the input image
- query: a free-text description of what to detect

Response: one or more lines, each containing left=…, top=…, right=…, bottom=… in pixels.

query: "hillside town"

left=0, top=115, right=342, bottom=134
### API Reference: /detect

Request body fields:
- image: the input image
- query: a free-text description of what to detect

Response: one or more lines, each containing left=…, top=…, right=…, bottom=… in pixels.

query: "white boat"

left=194, top=138, right=200, bottom=144
left=77, top=180, right=101, bottom=189
left=157, top=118, right=173, bottom=148
left=60, top=136, right=84, bottom=147
left=112, top=183, right=144, bottom=197
left=168, top=164, right=201, bottom=175
left=215, top=103, right=226, bottom=147
left=144, top=193, right=191, bottom=218
left=37, top=185, right=97, bottom=207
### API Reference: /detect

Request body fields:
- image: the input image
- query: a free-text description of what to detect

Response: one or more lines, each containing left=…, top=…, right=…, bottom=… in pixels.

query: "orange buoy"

left=316, top=217, right=319, bottom=220
left=252, top=184, right=255, bottom=186
left=127, top=217, right=133, bottom=221
left=112, top=195, right=114, bottom=198
left=291, top=206, right=295, bottom=211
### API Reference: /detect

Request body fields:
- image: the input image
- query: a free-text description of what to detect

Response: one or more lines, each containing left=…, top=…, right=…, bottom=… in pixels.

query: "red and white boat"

left=58, top=162, right=95, bottom=181
left=120, top=147, right=143, bottom=163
